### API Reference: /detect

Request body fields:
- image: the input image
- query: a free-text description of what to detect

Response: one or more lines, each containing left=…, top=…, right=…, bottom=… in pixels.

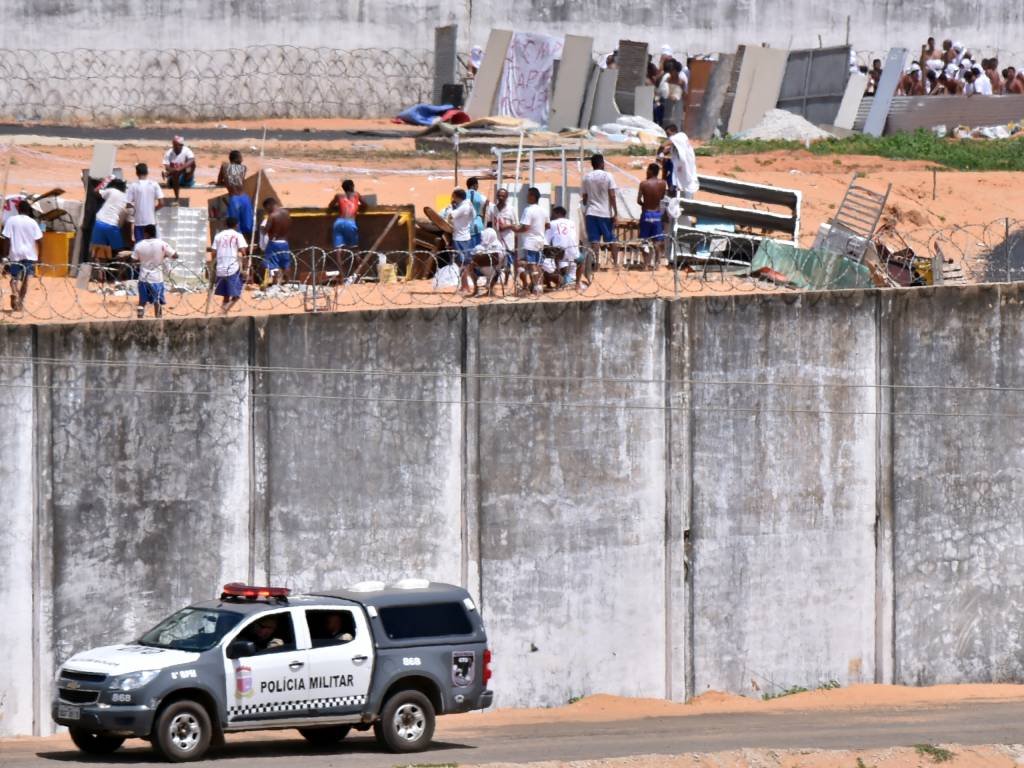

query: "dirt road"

left=4, top=698, right=1024, bottom=767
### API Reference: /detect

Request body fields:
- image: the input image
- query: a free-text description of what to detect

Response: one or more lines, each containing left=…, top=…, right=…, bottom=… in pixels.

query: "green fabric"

left=745, top=240, right=873, bottom=290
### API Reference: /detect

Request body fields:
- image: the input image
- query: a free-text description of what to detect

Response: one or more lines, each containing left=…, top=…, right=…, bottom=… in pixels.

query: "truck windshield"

left=139, top=608, right=244, bottom=652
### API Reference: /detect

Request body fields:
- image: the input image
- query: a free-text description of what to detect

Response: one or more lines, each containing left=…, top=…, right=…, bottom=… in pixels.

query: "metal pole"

left=528, top=150, right=536, bottom=188
left=561, top=148, right=568, bottom=207
left=1007, top=217, right=1011, bottom=283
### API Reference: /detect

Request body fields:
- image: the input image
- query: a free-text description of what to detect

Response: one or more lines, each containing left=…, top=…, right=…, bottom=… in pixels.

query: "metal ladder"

left=821, top=173, right=892, bottom=263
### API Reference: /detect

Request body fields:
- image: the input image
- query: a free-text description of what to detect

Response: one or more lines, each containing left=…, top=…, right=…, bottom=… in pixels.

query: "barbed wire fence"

left=0, top=46, right=433, bottom=123
left=1, top=218, right=1022, bottom=323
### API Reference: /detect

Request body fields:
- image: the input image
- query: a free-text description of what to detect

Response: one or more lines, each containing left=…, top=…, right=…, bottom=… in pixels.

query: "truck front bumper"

left=53, top=701, right=156, bottom=738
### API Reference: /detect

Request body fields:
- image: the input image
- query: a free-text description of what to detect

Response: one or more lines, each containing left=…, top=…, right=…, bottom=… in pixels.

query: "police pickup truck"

left=53, top=580, right=493, bottom=762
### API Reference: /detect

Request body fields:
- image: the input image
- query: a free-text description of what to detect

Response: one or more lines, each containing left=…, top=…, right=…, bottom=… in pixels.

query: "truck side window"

left=378, top=602, right=473, bottom=640
left=238, top=612, right=296, bottom=654
left=306, top=610, right=357, bottom=648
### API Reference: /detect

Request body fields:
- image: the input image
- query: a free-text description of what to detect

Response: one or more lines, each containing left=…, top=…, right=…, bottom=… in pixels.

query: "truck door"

left=302, top=607, right=375, bottom=715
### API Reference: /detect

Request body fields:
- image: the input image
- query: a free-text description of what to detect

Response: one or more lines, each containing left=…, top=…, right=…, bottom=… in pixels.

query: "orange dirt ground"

left=0, top=122, right=1018, bottom=324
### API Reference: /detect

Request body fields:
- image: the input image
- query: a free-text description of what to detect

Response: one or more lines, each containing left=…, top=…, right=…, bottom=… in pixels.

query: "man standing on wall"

left=162, top=136, right=196, bottom=202
left=126, top=163, right=163, bottom=244
left=447, top=188, right=477, bottom=267
left=514, top=186, right=547, bottom=295
left=637, top=163, right=667, bottom=270
left=259, top=198, right=292, bottom=286
left=581, top=154, right=619, bottom=268
left=133, top=224, right=177, bottom=319
left=208, top=216, right=247, bottom=313
left=1, top=200, right=42, bottom=311
left=327, top=179, right=366, bottom=254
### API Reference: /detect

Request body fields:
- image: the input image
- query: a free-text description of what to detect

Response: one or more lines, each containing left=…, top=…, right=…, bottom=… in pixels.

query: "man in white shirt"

left=514, top=186, right=548, bottom=295
left=447, top=188, right=477, bottom=264
left=89, top=178, right=129, bottom=253
left=1, top=200, right=43, bottom=311
left=163, top=136, right=196, bottom=201
left=132, top=224, right=178, bottom=318
left=486, top=187, right=517, bottom=284
left=208, top=216, right=248, bottom=314
left=546, top=205, right=583, bottom=291
left=581, top=153, right=620, bottom=267
left=126, top=163, right=163, bottom=244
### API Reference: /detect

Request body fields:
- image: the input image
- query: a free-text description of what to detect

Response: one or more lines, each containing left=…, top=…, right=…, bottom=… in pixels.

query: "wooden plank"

left=863, top=48, right=907, bottom=137
left=464, top=29, right=513, bottom=119
left=727, top=46, right=789, bottom=134
left=549, top=35, right=594, bottom=131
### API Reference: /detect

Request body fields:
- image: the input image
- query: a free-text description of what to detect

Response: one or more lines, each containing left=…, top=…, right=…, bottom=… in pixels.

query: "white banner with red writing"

left=496, top=32, right=564, bottom=126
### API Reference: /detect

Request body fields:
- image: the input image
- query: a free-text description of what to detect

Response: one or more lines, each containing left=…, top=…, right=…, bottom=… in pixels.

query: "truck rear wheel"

left=69, top=727, right=125, bottom=755
left=152, top=699, right=212, bottom=762
left=298, top=725, right=351, bottom=745
left=374, top=690, right=435, bottom=753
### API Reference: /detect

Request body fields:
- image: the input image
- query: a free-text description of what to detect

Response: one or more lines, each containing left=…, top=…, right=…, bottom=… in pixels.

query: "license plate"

left=57, top=704, right=80, bottom=721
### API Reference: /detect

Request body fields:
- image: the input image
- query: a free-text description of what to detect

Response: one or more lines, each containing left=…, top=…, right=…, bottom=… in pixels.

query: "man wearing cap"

left=162, top=136, right=196, bottom=201
left=126, top=163, right=163, bottom=244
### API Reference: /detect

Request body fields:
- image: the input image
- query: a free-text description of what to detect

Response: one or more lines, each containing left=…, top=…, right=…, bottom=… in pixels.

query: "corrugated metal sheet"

left=855, top=95, right=1024, bottom=134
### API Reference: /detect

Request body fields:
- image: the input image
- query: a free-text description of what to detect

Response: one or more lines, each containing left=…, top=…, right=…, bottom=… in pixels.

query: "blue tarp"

left=395, top=103, right=455, bottom=126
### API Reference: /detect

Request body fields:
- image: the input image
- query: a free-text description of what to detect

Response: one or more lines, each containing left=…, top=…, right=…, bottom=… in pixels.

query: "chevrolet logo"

left=64, top=681, right=81, bottom=690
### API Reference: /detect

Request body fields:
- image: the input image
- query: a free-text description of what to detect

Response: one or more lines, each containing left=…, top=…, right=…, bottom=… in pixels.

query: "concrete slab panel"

left=549, top=35, right=594, bottom=132
left=0, top=327, right=36, bottom=736
left=615, top=40, right=649, bottom=115
left=464, top=28, right=513, bottom=119
left=891, top=285, right=1024, bottom=685
left=589, top=68, right=621, bottom=127
left=433, top=24, right=458, bottom=105
left=579, top=63, right=602, bottom=128
left=727, top=47, right=789, bottom=135
left=689, top=291, right=879, bottom=696
left=633, top=85, right=655, bottom=122
left=257, top=310, right=465, bottom=590
left=44, top=319, right=253, bottom=667
left=834, top=73, right=868, bottom=129
left=863, top=48, right=907, bottom=137
left=693, top=53, right=735, bottom=139
left=477, top=300, right=668, bottom=708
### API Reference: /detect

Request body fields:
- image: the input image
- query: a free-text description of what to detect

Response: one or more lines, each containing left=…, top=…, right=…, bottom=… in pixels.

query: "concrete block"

left=633, top=85, right=655, bottom=121
left=433, top=24, right=458, bottom=106
left=549, top=34, right=594, bottom=132
left=255, top=310, right=465, bottom=591
left=863, top=48, right=907, bottom=137
left=476, top=300, right=668, bottom=708
left=589, top=68, right=621, bottom=127
left=727, top=46, right=789, bottom=135
left=0, top=326, right=36, bottom=736
left=834, top=73, right=868, bottom=130
left=689, top=291, right=879, bottom=697
left=464, top=28, right=513, bottom=119
left=891, top=285, right=1024, bottom=685
left=43, top=319, right=252, bottom=674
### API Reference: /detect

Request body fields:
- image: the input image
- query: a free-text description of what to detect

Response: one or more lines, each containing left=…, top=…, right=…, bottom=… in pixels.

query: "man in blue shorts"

left=328, top=179, right=365, bottom=251
left=208, top=216, right=248, bottom=313
left=260, top=197, right=292, bottom=286
left=637, top=162, right=668, bottom=270
left=514, top=187, right=547, bottom=295
left=1, top=200, right=42, bottom=311
left=447, top=188, right=477, bottom=265
left=90, top=178, right=129, bottom=253
left=133, top=224, right=178, bottom=318
left=581, top=153, right=620, bottom=268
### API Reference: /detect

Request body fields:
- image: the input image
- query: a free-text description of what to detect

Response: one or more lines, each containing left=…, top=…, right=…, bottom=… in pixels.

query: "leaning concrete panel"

left=689, top=291, right=879, bottom=697
left=549, top=35, right=594, bottom=132
left=863, top=48, right=907, bottom=137
left=589, top=68, right=621, bottom=126
left=464, top=28, right=513, bottom=118
left=44, top=319, right=252, bottom=666
left=693, top=52, right=735, bottom=139
left=727, top=47, right=789, bottom=134
left=891, top=285, right=1024, bottom=685
left=0, top=326, right=35, bottom=736
left=476, top=300, right=668, bottom=708
left=834, top=73, right=868, bottom=130
left=433, top=24, right=458, bottom=106
left=256, top=310, right=464, bottom=591
left=614, top=40, right=649, bottom=115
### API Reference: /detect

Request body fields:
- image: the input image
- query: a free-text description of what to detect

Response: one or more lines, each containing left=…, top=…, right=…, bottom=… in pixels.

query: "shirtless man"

left=637, top=163, right=668, bottom=270
left=260, top=198, right=292, bottom=286
left=1009, top=71, right=1024, bottom=95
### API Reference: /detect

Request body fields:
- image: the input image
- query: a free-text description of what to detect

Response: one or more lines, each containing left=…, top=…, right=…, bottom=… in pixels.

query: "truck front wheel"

left=69, top=727, right=125, bottom=754
left=374, top=690, right=436, bottom=753
left=152, top=699, right=213, bottom=762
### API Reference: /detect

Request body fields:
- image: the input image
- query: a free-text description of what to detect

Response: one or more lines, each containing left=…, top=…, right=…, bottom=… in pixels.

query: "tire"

left=69, top=727, right=125, bottom=755
left=151, top=699, right=213, bottom=762
left=373, top=690, right=435, bottom=753
left=298, top=725, right=351, bottom=746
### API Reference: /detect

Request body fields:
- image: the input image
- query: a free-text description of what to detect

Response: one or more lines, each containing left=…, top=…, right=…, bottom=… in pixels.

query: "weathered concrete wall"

left=5, top=0, right=1023, bottom=55
left=0, top=326, right=35, bottom=736
left=890, top=286, right=1024, bottom=685
left=3, top=285, right=1024, bottom=736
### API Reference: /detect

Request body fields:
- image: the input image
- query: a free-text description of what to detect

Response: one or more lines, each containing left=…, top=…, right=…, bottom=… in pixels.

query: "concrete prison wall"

left=2, top=285, right=1024, bottom=736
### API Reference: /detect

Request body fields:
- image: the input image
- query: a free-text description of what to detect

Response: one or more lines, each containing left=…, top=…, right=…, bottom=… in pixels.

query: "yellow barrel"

left=40, top=231, right=74, bottom=278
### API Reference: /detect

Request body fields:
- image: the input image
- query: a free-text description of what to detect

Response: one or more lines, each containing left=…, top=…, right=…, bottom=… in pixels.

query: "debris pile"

left=735, top=109, right=835, bottom=142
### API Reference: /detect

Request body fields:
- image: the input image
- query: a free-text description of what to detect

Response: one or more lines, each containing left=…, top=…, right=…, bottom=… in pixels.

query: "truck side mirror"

left=226, top=640, right=256, bottom=659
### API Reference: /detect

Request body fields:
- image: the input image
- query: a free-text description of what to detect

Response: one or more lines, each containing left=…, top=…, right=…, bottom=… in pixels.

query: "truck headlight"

left=109, top=670, right=160, bottom=691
